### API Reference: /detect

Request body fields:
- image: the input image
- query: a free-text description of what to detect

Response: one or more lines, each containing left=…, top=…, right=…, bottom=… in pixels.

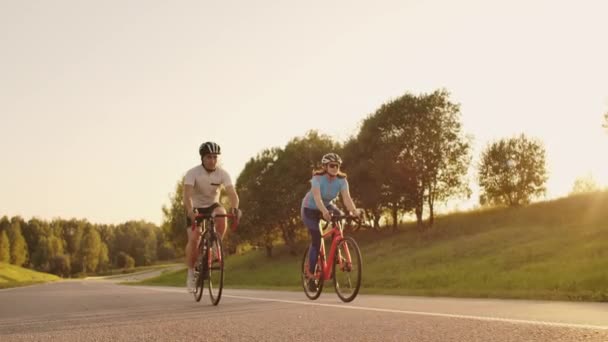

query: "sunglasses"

left=327, top=163, right=340, bottom=169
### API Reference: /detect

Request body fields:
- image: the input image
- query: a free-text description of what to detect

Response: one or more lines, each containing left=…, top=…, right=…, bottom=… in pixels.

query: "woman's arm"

left=312, top=187, right=330, bottom=216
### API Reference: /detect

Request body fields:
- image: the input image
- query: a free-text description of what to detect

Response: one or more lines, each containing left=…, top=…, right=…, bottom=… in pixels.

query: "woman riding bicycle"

left=300, top=152, right=362, bottom=291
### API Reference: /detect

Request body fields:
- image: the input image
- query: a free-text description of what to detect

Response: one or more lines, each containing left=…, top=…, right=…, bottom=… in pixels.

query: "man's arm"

left=225, top=185, right=239, bottom=209
left=184, top=184, right=195, bottom=221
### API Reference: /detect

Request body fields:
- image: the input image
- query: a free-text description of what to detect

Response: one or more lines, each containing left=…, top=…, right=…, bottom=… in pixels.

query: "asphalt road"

left=1, top=279, right=607, bottom=341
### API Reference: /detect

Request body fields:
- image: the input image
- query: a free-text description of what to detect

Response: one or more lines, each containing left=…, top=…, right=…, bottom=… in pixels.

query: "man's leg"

left=185, top=223, right=200, bottom=292
left=185, top=226, right=198, bottom=268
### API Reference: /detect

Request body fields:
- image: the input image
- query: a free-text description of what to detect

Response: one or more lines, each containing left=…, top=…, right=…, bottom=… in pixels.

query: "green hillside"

left=135, top=191, right=608, bottom=301
left=0, top=263, right=60, bottom=289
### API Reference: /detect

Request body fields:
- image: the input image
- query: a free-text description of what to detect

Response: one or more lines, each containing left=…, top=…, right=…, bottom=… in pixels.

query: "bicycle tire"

left=333, top=236, right=362, bottom=302
left=208, top=234, right=224, bottom=305
left=301, top=245, right=324, bottom=300
left=194, top=257, right=204, bottom=302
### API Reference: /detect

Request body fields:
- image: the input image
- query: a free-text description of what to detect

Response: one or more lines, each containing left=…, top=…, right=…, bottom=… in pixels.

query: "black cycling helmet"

left=199, top=141, right=221, bottom=156
left=321, top=152, right=342, bottom=165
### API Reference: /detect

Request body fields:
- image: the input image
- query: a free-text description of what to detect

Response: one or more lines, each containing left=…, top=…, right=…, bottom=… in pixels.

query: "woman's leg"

left=301, top=208, right=322, bottom=275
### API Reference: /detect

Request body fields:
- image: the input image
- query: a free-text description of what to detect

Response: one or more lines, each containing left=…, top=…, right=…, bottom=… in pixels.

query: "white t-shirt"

left=184, top=165, right=233, bottom=208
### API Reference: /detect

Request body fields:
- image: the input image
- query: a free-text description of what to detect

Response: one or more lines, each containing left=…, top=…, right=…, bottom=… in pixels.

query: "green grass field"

left=0, top=263, right=61, bottom=289
left=135, top=191, right=608, bottom=302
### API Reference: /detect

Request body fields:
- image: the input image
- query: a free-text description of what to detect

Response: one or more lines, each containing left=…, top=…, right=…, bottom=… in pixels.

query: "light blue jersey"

left=302, top=174, right=348, bottom=210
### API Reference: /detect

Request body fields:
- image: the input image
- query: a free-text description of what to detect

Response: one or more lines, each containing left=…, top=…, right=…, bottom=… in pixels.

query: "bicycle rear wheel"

left=333, top=236, right=362, bottom=302
left=208, top=235, right=224, bottom=305
left=301, top=245, right=324, bottom=300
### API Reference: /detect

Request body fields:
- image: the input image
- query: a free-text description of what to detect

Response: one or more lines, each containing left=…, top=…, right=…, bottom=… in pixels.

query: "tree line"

left=0, top=216, right=175, bottom=277
left=5, top=89, right=603, bottom=270
left=162, top=89, right=550, bottom=257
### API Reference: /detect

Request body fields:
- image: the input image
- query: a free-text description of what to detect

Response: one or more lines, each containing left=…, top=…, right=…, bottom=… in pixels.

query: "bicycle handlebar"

left=321, top=214, right=363, bottom=232
left=325, top=214, right=363, bottom=222
left=191, top=213, right=239, bottom=232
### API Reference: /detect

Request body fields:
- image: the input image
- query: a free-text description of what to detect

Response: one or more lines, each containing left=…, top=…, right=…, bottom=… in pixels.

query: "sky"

left=1, top=0, right=607, bottom=225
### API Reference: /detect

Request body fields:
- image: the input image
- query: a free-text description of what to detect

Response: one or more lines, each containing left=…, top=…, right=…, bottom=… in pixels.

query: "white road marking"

left=131, top=286, right=608, bottom=331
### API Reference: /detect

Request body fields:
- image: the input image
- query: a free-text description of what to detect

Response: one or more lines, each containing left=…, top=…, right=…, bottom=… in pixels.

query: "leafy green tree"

left=117, top=251, right=135, bottom=269
left=49, top=255, right=71, bottom=277
left=8, top=220, right=28, bottom=266
left=30, top=236, right=51, bottom=271
left=417, top=91, right=472, bottom=226
left=156, top=229, right=176, bottom=261
left=97, top=224, right=116, bottom=265
left=236, top=131, right=340, bottom=255
left=0, top=216, right=9, bottom=232
left=270, top=131, right=340, bottom=254
left=0, top=230, right=10, bottom=262
left=22, top=218, right=49, bottom=266
left=161, top=180, right=187, bottom=254
left=133, top=223, right=157, bottom=266
left=570, top=174, right=601, bottom=195
left=81, top=226, right=102, bottom=273
left=60, top=219, right=85, bottom=272
left=357, top=90, right=471, bottom=228
left=341, top=137, right=385, bottom=230
left=478, top=134, right=548, bottom=207
left=97, top=243, right=110, bottom=273
left=236, top=148, right=283, bottom=256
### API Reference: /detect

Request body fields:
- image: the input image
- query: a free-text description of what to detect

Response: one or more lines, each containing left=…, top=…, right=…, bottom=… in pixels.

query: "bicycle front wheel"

left=194, top=259, right=204, bottom=302
left=208, top=235, right=225, bottom=305
left=333, top=236, right=362, bottom=302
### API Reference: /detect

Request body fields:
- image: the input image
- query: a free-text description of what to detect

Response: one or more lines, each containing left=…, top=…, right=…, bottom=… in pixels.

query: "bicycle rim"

left=301, top=245, right=324, bottom=300
left=333, top=236, right=362, bottom=302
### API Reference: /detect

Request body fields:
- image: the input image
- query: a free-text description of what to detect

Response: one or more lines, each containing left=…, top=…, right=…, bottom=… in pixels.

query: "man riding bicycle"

left=183, top=141, right=240, bottom=293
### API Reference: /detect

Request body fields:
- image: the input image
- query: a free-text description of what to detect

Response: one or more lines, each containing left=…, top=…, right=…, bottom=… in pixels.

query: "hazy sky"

left=1, top=0, right=607, bottom=225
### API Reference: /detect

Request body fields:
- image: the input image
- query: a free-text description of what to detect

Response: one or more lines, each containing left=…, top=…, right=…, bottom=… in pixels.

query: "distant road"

left=1, top=280, right=607, bottom=341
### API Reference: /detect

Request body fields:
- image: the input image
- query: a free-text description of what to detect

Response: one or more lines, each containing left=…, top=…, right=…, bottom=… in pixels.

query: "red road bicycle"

left=301, top=214, right=362, bottom=302
left=191, top=213, right=238, bottom=305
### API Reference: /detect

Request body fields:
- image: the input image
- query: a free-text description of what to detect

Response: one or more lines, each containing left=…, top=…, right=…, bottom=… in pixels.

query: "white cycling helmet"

left=199, top=141, right=221, bottom=156
left=321, top=152, right=342, bottom=165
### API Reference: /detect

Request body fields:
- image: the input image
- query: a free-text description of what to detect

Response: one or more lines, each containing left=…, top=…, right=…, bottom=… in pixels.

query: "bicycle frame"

left=316, top=218, right=354, bottom=281
left=191, top=213, right=236, bottom=269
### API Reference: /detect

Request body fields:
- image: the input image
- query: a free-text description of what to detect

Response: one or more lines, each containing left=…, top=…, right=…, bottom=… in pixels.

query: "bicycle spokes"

left=333, top=237, right=362, bottom=303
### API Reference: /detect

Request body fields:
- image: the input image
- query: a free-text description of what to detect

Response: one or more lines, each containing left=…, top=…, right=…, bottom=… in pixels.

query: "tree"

left=478, top=134, right=548, bottom=207
left=356, top=89, right=471, bottom=228
left=236, top=131, right=340, bottom=256
left=236, top=148, right=283, bottom=256
left=7, top=220, right=28, bottom=266
left=22, top=218, right=49, bottom=267
left=603, top=111, right=608, bottom=132
left=270, top=131, right=340, bottom=254
left=116, top=251, right=135, bottom=269
left=49, top=255, right=71, bottom=277
left=156, top=229, right=176, bottom=261
left=417, top=91, right=472, bottom=226
left=341, top=137, right=385, bottom=230
left=0, top=230, right=10, bottom=262
left=570, top=173, right=601, bottom=195
left=97, top=243, right=110, bottom=273
left=81, top=226, right=102, bottom=273
left=161, top=180, right=187, bottom=254
left=132, top=223, right=157, bottom=266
